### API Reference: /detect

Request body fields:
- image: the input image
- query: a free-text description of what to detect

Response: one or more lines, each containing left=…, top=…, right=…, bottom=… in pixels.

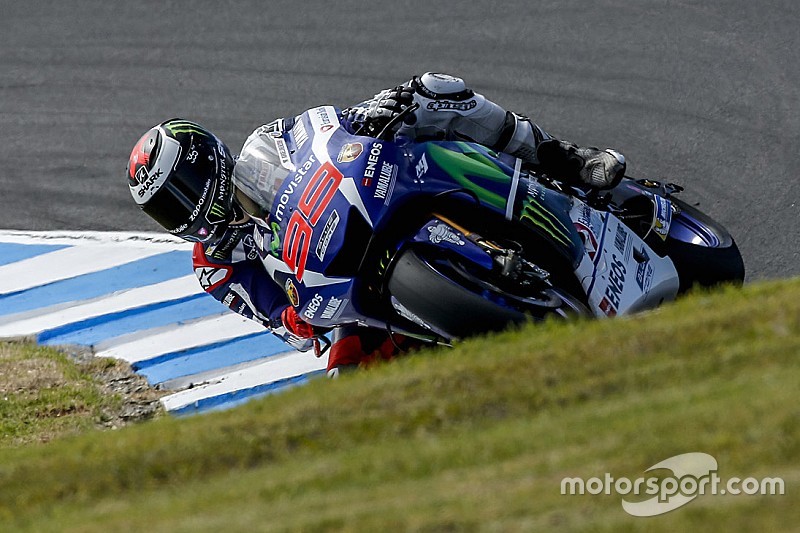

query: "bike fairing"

left=235, top=105, right=646, bottom=330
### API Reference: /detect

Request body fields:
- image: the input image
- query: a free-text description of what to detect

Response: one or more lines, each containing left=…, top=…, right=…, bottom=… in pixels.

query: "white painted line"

left=96, top=313, right=268, bottom=364
left=0, top=275, right=201, bottom=338
left=0, top=245, right=169, bottom=295
left=160, top=350, right=327, bottom=412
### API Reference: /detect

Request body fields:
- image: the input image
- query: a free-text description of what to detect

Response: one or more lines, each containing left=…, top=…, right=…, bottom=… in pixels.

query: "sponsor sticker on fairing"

left=374, top=161, right=396, bottom=200
left=652, top=196, right=673, bottom=240
left=320, top=296, right=346, bottom=320
left=416, top=154, right=429, bottom=179
left=362, top=142, right=383, bottom=186
left=303, top=293, right=324, bottom=320
left=292, top=118, right=309, bottom=149
left=275, top=155, right=316, bottom=222
left=574, top=222, right=599, bottom=263
left=285, top=279, right=300, bottom=307
left=635, top=246, right=654, bottom=294
left=274, top=136, right=295, bottom=171
left=315, top=210, right=340, bottom=261
left=337, top=142, right=364, bottom=163
left=614, top=222, right=628, bottom=255
left=310, top=106, right=339, bottom=133
left=599, top=296, right=617, bottom=317
left=602, top=253, right=627, bottom=314
left=427, top=223, right=465, bottom=246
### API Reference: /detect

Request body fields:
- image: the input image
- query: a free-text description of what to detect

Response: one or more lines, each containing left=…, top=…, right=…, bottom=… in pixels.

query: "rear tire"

left=387, top=248, right=588, bottom=340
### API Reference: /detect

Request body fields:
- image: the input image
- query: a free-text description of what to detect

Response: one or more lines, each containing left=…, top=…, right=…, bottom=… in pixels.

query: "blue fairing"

left=251, top=106, right=583, bottom=329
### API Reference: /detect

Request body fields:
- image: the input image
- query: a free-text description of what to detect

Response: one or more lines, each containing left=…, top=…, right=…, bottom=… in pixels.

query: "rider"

left=126, top=73, right=626, bottom=376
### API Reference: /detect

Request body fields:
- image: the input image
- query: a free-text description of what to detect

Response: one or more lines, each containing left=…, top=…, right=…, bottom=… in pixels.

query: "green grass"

left=0, top=278, right=798, bottom=532
left=0, top=343, right=124, bottom=447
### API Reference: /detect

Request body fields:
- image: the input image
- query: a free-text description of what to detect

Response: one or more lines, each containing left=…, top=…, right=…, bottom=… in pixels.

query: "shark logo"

left=127, top=125, right=182, bottom=205
left=127, top=129, right=160, bottom=187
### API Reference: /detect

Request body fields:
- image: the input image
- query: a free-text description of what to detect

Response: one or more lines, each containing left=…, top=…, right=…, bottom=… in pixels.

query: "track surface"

left=1, top=1, right=797, bottom=279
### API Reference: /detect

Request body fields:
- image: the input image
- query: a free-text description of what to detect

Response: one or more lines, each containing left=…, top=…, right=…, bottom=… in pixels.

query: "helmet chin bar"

left=229, top=199, right=251, bottom=224
left=233, top=186, right=270, bottom=221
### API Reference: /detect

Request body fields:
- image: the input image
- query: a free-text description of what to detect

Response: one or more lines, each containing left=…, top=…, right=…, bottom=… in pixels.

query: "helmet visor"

left=142, top=180, right=197, bottom=228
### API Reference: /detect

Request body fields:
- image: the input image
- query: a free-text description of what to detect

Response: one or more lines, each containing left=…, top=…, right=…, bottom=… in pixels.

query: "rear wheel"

left=387, top=247, right=589, bottom=340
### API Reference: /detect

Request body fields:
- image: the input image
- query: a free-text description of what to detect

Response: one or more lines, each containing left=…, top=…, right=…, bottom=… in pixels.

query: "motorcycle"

left=233, top=105, right=745, bottom=349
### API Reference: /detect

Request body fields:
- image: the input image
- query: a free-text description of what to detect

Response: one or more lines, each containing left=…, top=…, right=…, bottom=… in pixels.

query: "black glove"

left=536, top=139, right=626, bottom=190
left=347, top=86, right=416, bottom=138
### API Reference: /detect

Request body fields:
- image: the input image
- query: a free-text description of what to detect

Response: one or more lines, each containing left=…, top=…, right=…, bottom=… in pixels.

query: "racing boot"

left=492, top=111, right=625, bottom=189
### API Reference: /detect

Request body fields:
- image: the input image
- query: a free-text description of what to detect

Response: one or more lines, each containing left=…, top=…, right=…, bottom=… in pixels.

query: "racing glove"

left=536, top=139, right=626, bottom=190
left=280, top=306, right=315, bottom=339
left=345, top=85, right=416, bottom=137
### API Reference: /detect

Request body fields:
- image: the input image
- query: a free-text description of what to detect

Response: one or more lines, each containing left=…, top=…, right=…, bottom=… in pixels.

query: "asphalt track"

left=1, top=1, right=797, bottom=280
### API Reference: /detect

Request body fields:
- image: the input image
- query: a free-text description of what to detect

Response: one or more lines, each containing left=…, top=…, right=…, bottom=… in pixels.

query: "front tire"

left=387, top=248, right=588, bottom=340
left=662, top=198, right=746, bottom=292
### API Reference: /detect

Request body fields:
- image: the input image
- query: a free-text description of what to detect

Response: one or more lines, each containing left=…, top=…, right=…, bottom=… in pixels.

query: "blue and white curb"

left=0, top=230, right=327, bottom=415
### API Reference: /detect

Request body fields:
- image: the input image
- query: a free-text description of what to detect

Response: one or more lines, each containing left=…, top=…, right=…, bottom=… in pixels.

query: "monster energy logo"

left=165, top=120, right=207, bottom=137
left=207, top=202, right=227, bottom=223
left=518, top=195, right=572, bottom=248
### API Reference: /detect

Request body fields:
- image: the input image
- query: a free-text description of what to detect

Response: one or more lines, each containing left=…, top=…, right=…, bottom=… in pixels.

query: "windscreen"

left=231, top=130, right=291, bottom=219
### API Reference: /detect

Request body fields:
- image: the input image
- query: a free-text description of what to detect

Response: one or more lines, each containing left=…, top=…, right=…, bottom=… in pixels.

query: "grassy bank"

left=0, top=278, right=797, bottom=531
left=0, top=343, right=143, bottom=447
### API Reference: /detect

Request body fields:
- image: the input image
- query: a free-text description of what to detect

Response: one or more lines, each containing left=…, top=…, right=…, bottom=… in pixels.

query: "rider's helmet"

left=126, top=119, right=236, bottom=243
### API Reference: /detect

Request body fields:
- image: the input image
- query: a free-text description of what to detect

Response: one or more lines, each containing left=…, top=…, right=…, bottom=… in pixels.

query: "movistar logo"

left=165, top=120, right=207, bottom=137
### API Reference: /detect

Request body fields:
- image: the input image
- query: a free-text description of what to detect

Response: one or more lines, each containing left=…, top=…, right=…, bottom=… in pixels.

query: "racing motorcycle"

left=234, top=105, right=745, bottom=349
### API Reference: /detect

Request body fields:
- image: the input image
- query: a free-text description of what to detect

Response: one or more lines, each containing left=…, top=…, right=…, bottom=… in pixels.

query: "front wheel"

left=661, top=198, right=746, bottom=292
left=386, top=248, right=589, bottom=340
